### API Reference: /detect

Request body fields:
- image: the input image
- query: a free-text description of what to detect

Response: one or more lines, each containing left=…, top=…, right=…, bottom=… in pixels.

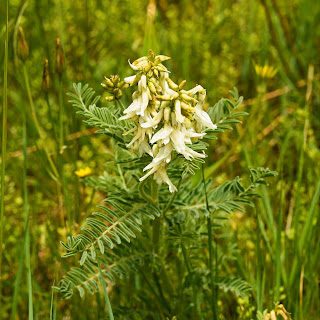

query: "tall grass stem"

left=0, top=0, right=9, bottom=307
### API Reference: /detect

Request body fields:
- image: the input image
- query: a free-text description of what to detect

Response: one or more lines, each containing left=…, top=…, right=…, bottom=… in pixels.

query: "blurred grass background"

left=0, top=0, right=320, bottom=318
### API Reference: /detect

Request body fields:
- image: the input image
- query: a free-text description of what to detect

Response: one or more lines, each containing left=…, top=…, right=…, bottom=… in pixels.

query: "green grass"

left=0, top=0, right=9, bottom=312
left=0, top=0, right=319, bottom=319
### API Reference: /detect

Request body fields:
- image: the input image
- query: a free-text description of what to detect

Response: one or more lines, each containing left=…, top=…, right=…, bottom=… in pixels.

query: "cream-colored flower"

left=120, top=51, right=217, bottom=192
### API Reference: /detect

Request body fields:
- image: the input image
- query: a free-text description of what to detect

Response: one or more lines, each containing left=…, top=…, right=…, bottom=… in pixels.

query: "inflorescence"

left=105, top=50, right=217, bottom=192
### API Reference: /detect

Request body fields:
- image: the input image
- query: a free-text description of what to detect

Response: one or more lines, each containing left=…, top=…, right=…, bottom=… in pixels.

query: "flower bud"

left=153, top=68, right=159, bottom=78
left=17, top=27, right=29, bottom=61
left=181, top=101, right=195, bottom=113
left=181, top=93, right=197, bottom=104
left=114, top=88, right=122, bottom=99
left=144, top=63, right=152, bottom=72
left=166, top=78, right=179, bottom=90
left=150, top=78, right=162, bottom=92
left=110, top=75, right=120, bottom=85
left=55, top=37, right=64, bottom=74
left=118, top=81, right=129, bottom=90
left=148, top=49, right=155, bottom=60
left=155, top=64, right=168, bottom=72
left=179, top=80, right=187, bottom=90
left=170, top=92, right=179, bottom=100
left=102, top=75, right=128, bottom=100
left=154, top=55, right=171, bottom=65
left=42, top=59, right=50, bottom=90
left=156, top=94, right=171, bottom=101
left=148, top=82, right=157, bottom=94
left=104, top=76, right=114, bottom=87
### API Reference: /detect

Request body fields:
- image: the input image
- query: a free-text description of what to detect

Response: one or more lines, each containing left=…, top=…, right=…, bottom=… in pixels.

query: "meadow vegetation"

left=0, top=0, right=320, bottom=319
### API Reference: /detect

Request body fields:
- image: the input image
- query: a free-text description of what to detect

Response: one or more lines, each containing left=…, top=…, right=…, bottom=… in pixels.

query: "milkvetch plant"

left=119, top=50, right=217, bottom=192
left=54, top=50, right=277, bottom=319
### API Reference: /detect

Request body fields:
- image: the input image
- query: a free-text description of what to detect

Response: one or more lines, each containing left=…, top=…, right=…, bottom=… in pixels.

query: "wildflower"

left=120, top=51, right=217, bottom=192
left=254, top=62, right=277, bottom=79
left=75, top=167, right=92, bottom=178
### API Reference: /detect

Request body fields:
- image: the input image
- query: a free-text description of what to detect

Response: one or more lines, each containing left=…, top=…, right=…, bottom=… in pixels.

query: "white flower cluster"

left=120, top=51, right=217, bottom=192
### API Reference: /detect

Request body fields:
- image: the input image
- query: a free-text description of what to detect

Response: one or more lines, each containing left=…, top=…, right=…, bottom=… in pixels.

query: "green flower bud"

left=104, top=76, right=114, bottom=87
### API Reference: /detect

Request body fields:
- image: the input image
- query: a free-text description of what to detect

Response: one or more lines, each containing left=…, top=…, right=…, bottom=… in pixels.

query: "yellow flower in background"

left=254, top=63, right=278, bottom=79
left=75, top=167, right=92, bottom=178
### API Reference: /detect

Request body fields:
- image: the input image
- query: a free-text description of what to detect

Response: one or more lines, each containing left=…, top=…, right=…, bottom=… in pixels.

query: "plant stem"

left=11, top=78, right=34, bottom=319
left=138, top=179, right=155, bottom=204
left=98, top=263, right=114, bottom=320
left=163, top=177, right=182, bottom=217
left=22, top=65, right=59, bottom=180
left=58, top=76, right=64, bottom=151
left=0, top=0, right=9, bottom=306
left=180, top=237, right=202, bottom=320
left=117, top=99, right=126, bottom=112
left=255, top=207, right=263, bottom=311
left=275, top=170, right=284, bottom=301
left=22, top=102, right=34, bottom=319
left=140, top=268, right=168, bottom=317
left=151, top=181, right=161, bottom=249
left=202, top=164, right=219, bottom=320
left=45, top=92, right=58, bottom=143
left=50, top=281, right=56, bottom=320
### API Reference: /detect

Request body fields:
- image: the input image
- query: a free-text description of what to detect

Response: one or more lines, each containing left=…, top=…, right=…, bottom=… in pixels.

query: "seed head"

left=42, top=59, right=50, bottom=90
left=55, top=37, right=64, bottom=74
left=17, top=27, right=29, bottom=61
